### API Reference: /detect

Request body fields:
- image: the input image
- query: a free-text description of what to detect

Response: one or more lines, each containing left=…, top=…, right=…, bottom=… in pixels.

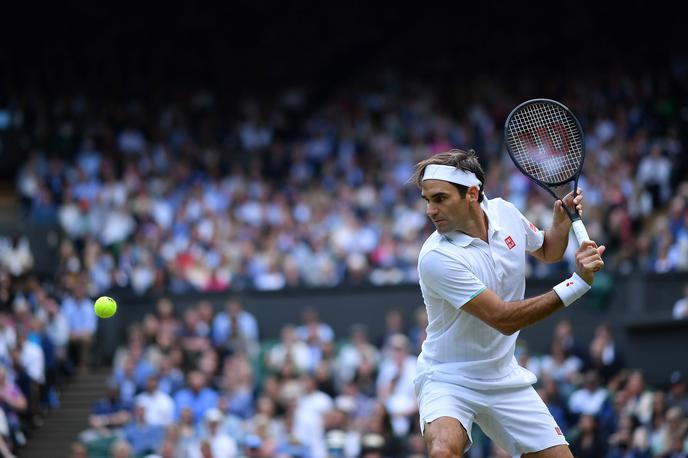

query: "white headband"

left=422, top=164, right=482, bottom=188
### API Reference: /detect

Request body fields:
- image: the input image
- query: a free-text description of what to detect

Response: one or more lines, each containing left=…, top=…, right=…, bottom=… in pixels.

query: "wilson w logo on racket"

left=517, top=124, right=571, bottom=158
left=504, top=99, right=590, bottom=246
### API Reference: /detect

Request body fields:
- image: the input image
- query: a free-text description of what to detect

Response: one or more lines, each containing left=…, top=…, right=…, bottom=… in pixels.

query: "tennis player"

left=411, top=149, right=605, bottom=457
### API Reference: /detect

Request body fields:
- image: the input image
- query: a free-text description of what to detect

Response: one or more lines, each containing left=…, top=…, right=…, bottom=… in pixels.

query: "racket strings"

left=506, top=103, right=583, bottom=184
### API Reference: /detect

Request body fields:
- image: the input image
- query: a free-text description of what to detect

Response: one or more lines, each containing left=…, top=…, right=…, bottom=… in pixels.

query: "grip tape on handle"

left=572, top=219, right=590, bottom=245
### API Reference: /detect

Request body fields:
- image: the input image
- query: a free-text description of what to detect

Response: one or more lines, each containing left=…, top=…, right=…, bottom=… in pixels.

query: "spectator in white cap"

left=199, top=408, right=237, bottom=458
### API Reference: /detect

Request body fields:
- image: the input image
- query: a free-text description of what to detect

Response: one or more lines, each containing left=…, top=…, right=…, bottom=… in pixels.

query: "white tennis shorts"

left=415, top=374, right=568, bottom=456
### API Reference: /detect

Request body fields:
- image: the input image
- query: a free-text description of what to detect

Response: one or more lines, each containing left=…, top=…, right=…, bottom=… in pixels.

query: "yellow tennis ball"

left=94, top=296, right=117, bottom=318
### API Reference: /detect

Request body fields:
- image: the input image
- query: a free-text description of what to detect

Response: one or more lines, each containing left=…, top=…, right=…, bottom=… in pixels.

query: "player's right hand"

left=575, top=241, right=605, bottom=285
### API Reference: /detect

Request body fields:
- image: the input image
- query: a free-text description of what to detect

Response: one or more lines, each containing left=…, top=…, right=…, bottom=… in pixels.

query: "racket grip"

left=571, top=219, right=590, bottom=245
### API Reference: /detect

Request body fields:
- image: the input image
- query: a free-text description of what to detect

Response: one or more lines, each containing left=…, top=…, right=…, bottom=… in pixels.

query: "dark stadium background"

left=0, top=3, right=687, bottom=457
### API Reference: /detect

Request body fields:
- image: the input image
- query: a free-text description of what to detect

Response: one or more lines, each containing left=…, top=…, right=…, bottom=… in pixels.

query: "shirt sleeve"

left=419, top=250, right=486, bottom=310
left=516, top=207, right=545, bottom=252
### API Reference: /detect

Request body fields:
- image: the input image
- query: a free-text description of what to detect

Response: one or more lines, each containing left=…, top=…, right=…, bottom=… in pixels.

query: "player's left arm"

left=530, top=189, right=583, bottom=263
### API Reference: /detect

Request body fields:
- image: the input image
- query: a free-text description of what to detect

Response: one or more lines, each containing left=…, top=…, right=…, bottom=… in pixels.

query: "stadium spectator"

left=211, top=297, right=259, bottom=357
left=36, top=294, right=70, bottom=379
left=198, top=408, right=238, bottom=458
left=61, top=283, right=96, bottom=374
left=649, top=406, right=686, bottom=456
left=377, top=308, right=405, bottom=350
left=0, top=235, right=33, bottom=279
left=134, top=375, right=175, bottom=427
left=155, top=298, right=182, bottom=337
left=157, top=355, right=185, bottom=395
left=568, top=370, right=610, bottom=418
left=335, top=324, right=380, bottom=385
left=296, top=307, right=335, bottom=369
left=552, top=319, right=588, bottom=363
left=375, top=334, right=417, bottom=437
left=220, top=353, right=255, bottom=420
left=0, top=313, right=14, bottom=366
left=539, top=338, right=584, bottom=390
left=0, top=366, right=26, bottom=449
left=672, top=285, right=688, bottom=319
left=666, top=371, right=688, bottom=417
left=265, top=324, right=311, bottom=375
left=623, top=371, right=656, bottom=426
left=122, top=402, right=166, bottom=456
left=80, top=378, right=130, bottom=445
left=637, top=144, right=673, bottom=210
left=569, top=414, right=608, bottom=458
left=173, top=371, right=219, bottom=425
left=110, top=440, right=134, bottom=458
left=13, top=327, right=44, bottom=426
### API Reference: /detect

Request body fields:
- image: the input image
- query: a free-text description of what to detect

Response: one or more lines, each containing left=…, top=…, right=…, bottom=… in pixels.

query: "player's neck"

left=457, top=204, right=489, bottom=243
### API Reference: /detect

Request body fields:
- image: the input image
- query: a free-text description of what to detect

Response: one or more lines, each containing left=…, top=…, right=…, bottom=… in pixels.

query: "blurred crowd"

left=73, top=299, right=426, bottom=458
left=12, top=68, right=688, bottom=295
left=514, top=320, right=688, bottom=458
left=68, top=298, right=688, bottom=458
left=2, top=225, right=686, bottom=457
left=0, top=257, right=98, bottom=457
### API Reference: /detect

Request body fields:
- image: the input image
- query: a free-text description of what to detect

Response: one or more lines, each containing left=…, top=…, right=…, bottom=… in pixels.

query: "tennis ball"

left=94, top=296, right=117, bottom=318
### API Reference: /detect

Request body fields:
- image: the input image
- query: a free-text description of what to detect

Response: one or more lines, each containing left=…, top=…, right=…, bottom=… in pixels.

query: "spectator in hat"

left=199, top=408, right=237, bottom=458
left=242, top=434, right=265, bottom=457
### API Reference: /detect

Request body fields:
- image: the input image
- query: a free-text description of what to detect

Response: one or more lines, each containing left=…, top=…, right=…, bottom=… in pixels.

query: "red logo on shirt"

left=529, top=222, right=538, bottom=232
left=555, top=426, right=563, bottom=436
left=505, top=236, right=516, bottom=250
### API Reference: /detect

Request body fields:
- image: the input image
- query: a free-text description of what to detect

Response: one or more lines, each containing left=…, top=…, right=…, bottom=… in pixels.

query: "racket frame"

left=504, top=98, right=590, bottom=243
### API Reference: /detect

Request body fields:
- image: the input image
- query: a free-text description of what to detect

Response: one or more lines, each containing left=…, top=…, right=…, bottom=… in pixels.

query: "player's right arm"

left=466, top=240, right=604, bottom=335
left=422, top=241, right=605, bottom=336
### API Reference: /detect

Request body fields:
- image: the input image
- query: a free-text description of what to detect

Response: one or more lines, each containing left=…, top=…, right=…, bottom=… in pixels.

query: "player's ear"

left=468, top=186, right=479, bottom=202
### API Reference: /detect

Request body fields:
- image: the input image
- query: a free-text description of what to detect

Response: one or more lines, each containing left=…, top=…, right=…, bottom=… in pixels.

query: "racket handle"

left=571, top=219, right=590, bottom=245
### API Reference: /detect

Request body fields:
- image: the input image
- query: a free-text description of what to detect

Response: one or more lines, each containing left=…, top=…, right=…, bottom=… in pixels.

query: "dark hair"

left=409, top=148, right=486, bottom=203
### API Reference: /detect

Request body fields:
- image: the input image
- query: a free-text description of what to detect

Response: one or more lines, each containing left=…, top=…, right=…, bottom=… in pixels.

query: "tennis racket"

left=504, top=98, right=590, bottom=246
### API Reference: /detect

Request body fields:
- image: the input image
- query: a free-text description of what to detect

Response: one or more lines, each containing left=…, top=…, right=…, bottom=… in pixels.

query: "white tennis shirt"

left=416, top=196, right=545, bottom=389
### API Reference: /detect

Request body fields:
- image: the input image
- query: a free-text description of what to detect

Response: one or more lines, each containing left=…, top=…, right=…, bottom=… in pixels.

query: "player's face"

left=421, top=179, right=467, bottom=234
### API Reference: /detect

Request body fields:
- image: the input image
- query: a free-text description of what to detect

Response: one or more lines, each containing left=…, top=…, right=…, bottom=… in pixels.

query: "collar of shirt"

left=443, top=196, right=503, bottom=247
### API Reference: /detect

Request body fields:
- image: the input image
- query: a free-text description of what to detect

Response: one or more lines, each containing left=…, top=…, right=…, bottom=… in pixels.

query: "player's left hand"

left=553, top=188, right=583, bottom=227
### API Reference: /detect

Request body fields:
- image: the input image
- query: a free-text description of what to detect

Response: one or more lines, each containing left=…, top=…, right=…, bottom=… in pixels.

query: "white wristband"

left=553, top=272, right=591, bottom=307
